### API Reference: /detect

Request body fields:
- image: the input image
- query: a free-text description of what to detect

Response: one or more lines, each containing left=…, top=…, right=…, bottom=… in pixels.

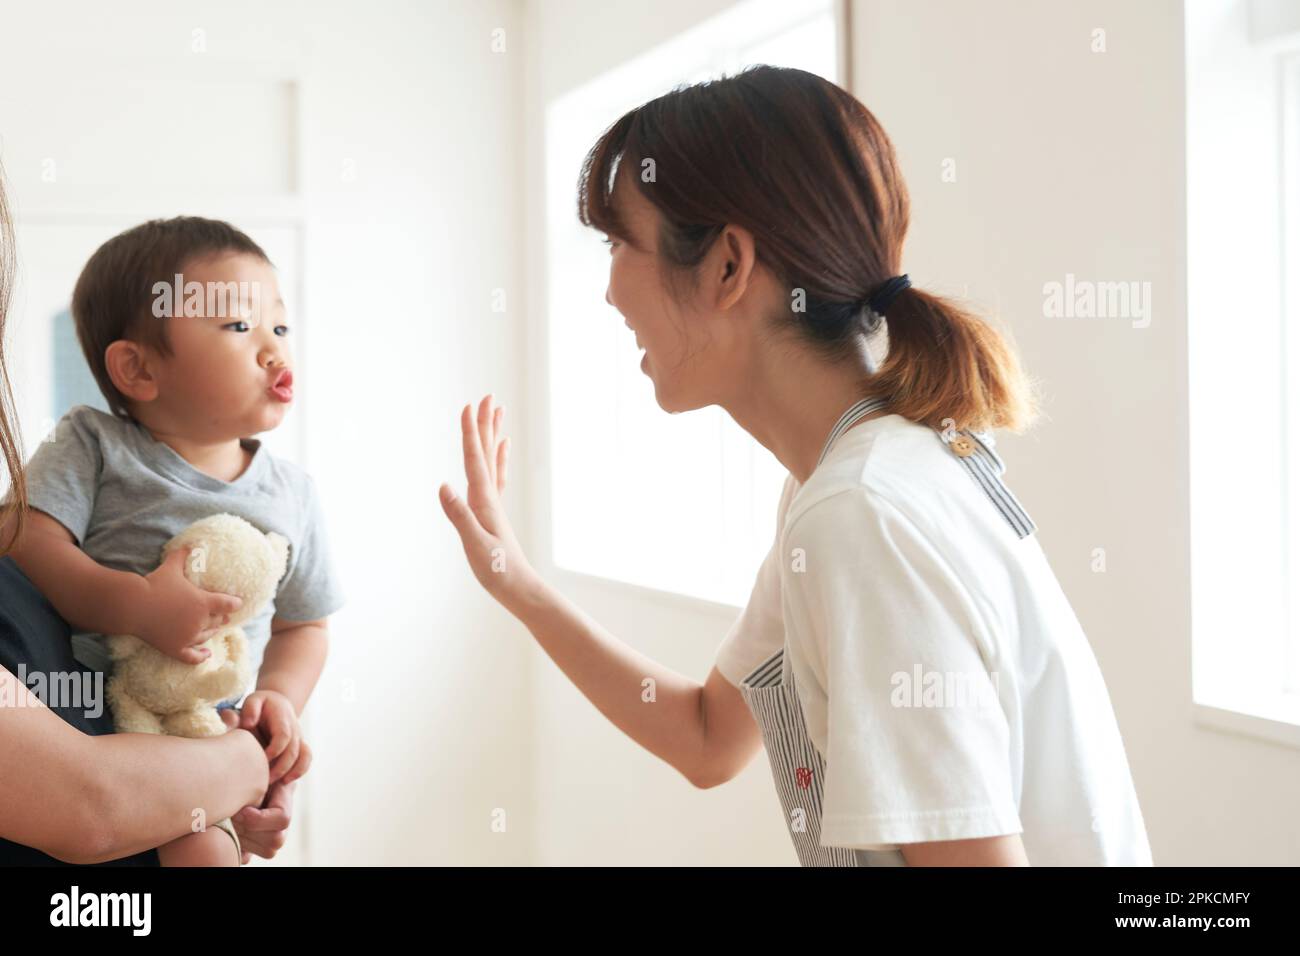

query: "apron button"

left=950, top=434, right=975, bottom=458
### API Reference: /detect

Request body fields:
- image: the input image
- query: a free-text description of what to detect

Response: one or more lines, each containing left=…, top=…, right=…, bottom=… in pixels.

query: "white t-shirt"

left=716, top=413, right=1152, bottom=865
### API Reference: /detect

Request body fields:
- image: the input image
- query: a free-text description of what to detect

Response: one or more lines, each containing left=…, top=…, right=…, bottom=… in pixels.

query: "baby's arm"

left=238, top=473, right=341, bottom=784
left=5, top=509, right=242, bottom=664
left=238, top=615, right=328, bottom=784
left=259, top=616, right=329, bottom=714
left=7, top=510, right=144, bottom=636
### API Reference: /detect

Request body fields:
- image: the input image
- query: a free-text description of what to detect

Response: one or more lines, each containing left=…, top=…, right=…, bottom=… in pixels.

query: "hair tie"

left=866, top=274, right=912, bottom=315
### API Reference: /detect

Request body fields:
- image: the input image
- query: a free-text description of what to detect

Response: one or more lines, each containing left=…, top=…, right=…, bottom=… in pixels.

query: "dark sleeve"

left=0, top=556, right=158, bottom=866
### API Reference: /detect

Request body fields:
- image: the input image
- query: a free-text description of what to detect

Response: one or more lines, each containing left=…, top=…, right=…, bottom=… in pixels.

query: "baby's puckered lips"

left=268, top=368, right=294, bottom=403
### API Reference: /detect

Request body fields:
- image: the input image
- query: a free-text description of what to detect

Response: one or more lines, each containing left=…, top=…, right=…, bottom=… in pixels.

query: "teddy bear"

left=106, top=513, right=289, bottom=739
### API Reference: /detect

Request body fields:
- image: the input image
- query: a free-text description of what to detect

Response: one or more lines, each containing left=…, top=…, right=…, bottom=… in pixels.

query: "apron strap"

left=935, top=426, right=1037, bottom=538
left=819, top=398, right=1037, bottom=539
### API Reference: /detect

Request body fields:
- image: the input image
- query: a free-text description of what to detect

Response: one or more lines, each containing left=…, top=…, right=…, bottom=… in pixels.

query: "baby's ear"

left=267, top=533, right=291, bottom=581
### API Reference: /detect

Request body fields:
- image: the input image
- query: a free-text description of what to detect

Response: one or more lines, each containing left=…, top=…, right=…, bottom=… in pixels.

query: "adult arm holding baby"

left=0, top=512, right=267, bottom=864
left=0, top=663, right=268, bottom=864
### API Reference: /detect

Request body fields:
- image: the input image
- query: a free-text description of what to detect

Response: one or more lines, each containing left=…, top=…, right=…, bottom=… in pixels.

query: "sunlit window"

left=544, top=0, right=841, bottom=606
left=1188, top=0, right=1300, bottom=739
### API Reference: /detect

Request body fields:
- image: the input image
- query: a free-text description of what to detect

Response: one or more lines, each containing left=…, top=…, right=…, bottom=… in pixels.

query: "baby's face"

left=151, top=251, right=294, bottom=441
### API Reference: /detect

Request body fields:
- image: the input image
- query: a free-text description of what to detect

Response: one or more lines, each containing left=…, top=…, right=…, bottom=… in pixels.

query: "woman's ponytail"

left=870, top=285, right=1039, bottom=434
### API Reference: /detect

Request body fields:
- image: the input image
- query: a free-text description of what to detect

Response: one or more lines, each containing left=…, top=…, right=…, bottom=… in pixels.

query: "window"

left=543, top=0, right=842, bottom=606
left=1283, top=50, right=1300, bottom=698
left=1188, top=0, right=1300, bottom=744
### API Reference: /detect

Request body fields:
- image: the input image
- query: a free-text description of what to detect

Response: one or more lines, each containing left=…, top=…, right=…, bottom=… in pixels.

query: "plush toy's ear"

left=267, top=532, right=291, bottom=582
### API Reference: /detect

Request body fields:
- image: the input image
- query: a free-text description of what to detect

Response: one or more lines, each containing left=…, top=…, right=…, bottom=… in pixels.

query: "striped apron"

left=736, top=396, right=1037, bottom=866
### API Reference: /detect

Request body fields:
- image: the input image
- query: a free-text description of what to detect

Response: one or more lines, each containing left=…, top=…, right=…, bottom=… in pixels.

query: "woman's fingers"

left=496, top=435, right=509, bottom=494
left=461, top=403, right=493, bottom=496
left=449, top=395, right=513, bottom=546
left=477, top=395, right=496, bottom=485
left=439, top=483, right=490, bottom=548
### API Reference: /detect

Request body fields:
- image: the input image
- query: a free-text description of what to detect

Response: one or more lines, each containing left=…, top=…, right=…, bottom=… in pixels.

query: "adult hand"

left=439, top=395, right=542, bottom=609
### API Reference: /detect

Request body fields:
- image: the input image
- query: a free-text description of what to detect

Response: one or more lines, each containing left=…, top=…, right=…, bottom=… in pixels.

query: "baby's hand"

left=139, top=547, right=243, bottom=664
left=238, top=690, right=312, bottom=785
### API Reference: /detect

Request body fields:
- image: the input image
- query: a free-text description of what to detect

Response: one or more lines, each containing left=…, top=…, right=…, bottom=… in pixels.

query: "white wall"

left=294, top=0, right=531, bottom=867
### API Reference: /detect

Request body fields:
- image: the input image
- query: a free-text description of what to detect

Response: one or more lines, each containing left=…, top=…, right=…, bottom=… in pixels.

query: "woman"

left=0, top=170, right=285, bottom=865
left=441, top=66, right=1152, bottom=866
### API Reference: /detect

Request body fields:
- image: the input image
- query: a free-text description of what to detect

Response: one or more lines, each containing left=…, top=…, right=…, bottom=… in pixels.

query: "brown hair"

left=71, top=216, right=271, bottom=420
left=0, top=165, right=25, bottom=555
left=578, top=65, right=1038, bottom=434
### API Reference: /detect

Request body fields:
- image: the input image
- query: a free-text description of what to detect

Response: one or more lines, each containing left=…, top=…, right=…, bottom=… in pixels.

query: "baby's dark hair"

left=71, top=216, right=271, bottom=420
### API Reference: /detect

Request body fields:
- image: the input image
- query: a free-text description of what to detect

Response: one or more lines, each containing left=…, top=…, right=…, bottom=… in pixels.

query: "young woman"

left=0, top=171, right=285, bottom=865
left=440, top=65, right=1152, bottom=866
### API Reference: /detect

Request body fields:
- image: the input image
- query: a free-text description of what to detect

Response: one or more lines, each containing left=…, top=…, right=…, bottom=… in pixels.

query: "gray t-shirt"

left=23, top=404, right=344, bottom=687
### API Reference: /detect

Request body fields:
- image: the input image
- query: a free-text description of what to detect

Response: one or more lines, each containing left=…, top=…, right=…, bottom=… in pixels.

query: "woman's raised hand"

left=439, top=395, right=539, bottom=606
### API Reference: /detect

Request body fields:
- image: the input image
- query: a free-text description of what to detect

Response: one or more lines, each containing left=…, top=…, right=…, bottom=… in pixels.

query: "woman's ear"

left=104, top=339, right=160, bottom=405
left=714, top=224, right=758, bottom=311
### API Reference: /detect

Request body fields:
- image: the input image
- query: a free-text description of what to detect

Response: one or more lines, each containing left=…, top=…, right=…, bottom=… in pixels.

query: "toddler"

left=8, top=217, right=343, bottom=865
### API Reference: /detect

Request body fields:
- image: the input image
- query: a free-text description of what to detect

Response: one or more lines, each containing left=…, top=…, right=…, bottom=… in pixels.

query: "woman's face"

left=603, top=176, right=751, bottom=413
